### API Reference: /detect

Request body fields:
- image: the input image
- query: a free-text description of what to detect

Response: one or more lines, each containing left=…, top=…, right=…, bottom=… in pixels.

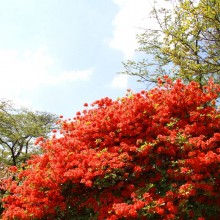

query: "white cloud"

left=0, top=49, right=94, bottom=102
left=110, top=74, right=129, bottom=89
left=47, top=68, right=93, bottom=85
left=0, top=49, right=51, bottom=99
left=109, top=0, right=174, bottom=59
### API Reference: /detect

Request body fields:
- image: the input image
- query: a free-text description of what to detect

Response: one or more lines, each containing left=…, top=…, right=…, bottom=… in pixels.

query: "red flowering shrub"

left=2, top=79, right=220, bottom=219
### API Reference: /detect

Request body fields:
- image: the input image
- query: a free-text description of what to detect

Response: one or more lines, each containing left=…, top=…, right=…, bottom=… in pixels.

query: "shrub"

left=2, top=78, right=220, bottom=219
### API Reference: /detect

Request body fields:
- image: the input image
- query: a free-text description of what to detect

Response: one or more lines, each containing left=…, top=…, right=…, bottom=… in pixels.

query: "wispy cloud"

left=0, top=49, right=94, bottom=102
left=0, top=49, right=51, bottom=99
left=46, top=69, right=93, bottom=85
left=109, top=74, right=129, bottom=89
left=109, top=0, right=173, bottom=59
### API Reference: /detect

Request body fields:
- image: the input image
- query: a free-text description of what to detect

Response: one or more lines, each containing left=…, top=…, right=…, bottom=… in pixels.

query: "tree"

left=0, top=100, right=58, bottom=166
left=2, top=78, right=220, bottom=219
left=123, top=0, right=220, bottom=86
left=0, top=100, right=58, bottom=216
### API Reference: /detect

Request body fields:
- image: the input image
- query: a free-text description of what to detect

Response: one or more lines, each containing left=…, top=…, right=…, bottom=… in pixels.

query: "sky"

left=0, top=0, right=172, bottom=118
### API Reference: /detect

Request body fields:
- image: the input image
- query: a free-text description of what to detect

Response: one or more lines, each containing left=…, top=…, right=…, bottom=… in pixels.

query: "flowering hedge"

left=2, top=78, right=220, bottom=219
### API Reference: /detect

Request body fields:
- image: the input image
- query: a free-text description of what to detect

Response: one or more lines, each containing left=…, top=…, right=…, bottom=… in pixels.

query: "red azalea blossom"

left=1, top=78, right=220, bottom=219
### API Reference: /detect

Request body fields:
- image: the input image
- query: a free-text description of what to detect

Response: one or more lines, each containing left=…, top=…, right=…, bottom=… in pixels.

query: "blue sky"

left=0, top=0, right=171, bottom=118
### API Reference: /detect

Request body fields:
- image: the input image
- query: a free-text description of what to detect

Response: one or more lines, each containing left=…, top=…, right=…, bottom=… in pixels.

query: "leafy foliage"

left=123, top=0, right=220, bottom=86
left=0, top=100, right=58, bottom=216
left=0, top=100, right=58, bottom=166
left=2, top=78, right=220, bottom=219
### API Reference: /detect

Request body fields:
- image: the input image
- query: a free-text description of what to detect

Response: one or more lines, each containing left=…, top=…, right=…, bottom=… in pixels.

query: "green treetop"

left=123, top=0, right=220, bottom=86
left=0, top=100, right=58, bottom=166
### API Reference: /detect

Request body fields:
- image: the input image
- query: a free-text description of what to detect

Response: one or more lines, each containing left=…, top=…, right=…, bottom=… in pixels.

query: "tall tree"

left=123, top=0, right=220, bottom=86
left=0, top=100, right=58, bottom=166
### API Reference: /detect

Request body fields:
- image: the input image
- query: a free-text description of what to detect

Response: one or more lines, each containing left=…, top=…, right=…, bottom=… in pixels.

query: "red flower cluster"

left=2, top=78, right=220, bottom=219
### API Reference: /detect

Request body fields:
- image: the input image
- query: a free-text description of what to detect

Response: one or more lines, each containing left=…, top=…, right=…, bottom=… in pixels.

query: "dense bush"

left=2, top=78, right=220, bottom=219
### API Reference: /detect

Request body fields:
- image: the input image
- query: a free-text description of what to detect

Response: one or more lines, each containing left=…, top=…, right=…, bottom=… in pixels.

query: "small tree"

left=2, top=78, right=220, bottom=219
left=0, top=100, right=58, bottom=216
left=0, top=100, right=58, bottom=166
